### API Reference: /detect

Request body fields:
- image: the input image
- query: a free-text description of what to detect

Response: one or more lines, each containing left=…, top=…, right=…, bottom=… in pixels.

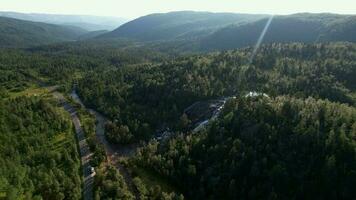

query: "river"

left=70, top=90, right=137, bottom=157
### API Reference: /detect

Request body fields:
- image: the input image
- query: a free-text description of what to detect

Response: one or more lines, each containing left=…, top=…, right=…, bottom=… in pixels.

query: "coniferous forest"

left=0, top=9, right=355, bottom=200
left=0, top=97, right=82, bottom=199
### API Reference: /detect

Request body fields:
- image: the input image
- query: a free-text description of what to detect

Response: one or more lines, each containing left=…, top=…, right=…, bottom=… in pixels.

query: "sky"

left=0, top=0, right=355, bottom=19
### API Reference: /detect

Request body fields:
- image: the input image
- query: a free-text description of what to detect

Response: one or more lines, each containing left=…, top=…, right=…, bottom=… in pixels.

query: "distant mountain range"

left=100, top=11, right=266, bottom=41
left=99, top=11, right=356, bottom=51
left=0, top=11, right=355, bottom=50
left=0, top=16, right=87, bottom=48
left=0, top=11, right=127, bottom=31
left=201, top=13, right=356, bottom=50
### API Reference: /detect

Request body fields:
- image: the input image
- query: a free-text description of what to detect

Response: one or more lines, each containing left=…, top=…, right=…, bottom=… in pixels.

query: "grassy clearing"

left=8, top=84, right=49, bottom=98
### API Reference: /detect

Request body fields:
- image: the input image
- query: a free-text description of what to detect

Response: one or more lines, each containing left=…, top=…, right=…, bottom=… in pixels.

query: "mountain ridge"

left=201, top=13, right=356, bottom=50
left=97, top=11, right=356, bottom=51
left=0, top=11, right=127, bottom=31
left=99, top=11, right=267, bottom=41
left=0, top=16, right=88, bottom=48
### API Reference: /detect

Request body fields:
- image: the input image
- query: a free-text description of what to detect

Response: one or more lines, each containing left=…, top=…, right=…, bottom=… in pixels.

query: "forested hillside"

left=97, top=12, right=356, bottom=52
left=0, top=96, right=82, bottom=199
left=0, top=42, right=187, bottom=199
left=202, top=14, right=356, bottom=50
left=100, top=11, right=265, bottom=41
left=0, top=17, right=87, bottom=48
left=135, top=96, right=356, bottom=199
left=76, top=43, right=356, bottom=143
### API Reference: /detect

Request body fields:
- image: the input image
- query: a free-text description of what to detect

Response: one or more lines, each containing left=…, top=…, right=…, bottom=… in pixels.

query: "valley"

left=0, top=5, right=355, bottom=200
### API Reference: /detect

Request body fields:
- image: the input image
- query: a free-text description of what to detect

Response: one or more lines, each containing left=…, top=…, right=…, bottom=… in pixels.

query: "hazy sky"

left=1, top=0, right=355, bottom=19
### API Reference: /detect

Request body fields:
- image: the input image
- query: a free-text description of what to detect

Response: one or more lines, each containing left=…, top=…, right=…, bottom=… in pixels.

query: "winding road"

left=52, top=92, right=94, bottom=200
left=70, top=90, right=139, bottom=199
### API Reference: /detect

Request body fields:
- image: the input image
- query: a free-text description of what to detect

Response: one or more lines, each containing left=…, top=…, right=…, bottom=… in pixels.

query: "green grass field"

left=8, top=84, right=49, bottom=98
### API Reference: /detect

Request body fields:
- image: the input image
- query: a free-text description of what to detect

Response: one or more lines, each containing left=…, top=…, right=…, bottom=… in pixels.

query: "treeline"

left=76, top=43, right=356, bottom=143
left=0, top=96, right=82, bottom=199
left=135, top=96, right=356, bottom=199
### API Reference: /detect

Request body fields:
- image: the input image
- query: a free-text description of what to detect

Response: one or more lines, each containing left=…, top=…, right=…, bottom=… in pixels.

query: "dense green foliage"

left=132, top=176, right=184, bottom=200
left=0, top=96, right=82, bottom=199
left=135, top=96, right=356, bottom=199
left=94, top=164, right=184, bottom=200
left=75, top=106, right=106, bottom=167
left=77, top=43, right=356, bottom=143
left=0, top=47, right=119, bottom=90
left=94, top=165, right=134, bottom=200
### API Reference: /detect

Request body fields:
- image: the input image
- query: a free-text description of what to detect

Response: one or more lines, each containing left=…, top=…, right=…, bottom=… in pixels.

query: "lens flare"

left=249, top=15, right=274, bottom=63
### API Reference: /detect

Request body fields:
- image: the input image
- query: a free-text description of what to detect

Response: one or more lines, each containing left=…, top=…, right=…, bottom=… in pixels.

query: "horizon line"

left=0, top=9, right=355, bottom=20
